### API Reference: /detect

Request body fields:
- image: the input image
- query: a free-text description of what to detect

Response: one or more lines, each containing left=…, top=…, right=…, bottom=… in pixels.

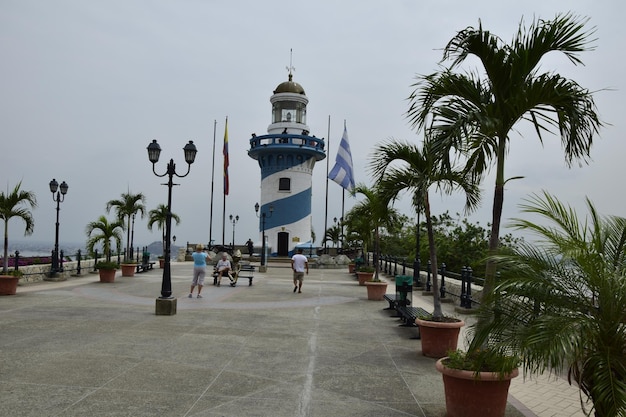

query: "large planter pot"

left=436, top=357, right=519, bottom=417
left=120, top=263, right=136, bottom=277
left=0, top=275, right=20, bottom=295
left=159, top=258, right=165, bottom=268
left=99, top=269, right=117, bottom=283
left=364, top=280, right=388, bottom=300
left=356, top=271, right=374, bottom=285
left=348, top=263, right=356, bottom=273
left=415, top=317, right=465, bottom=358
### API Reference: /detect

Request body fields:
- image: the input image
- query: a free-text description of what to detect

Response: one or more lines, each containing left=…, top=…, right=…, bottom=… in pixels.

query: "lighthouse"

left=248, top=71, right=326, bottom=259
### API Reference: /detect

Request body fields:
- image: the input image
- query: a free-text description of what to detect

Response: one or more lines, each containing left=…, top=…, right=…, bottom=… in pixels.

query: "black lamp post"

left=229, top=214, right=239, bottom=247
left=49, top=179, right=68, bottom=275
left=254, top=202, right=273, bottom=267
left=147, top=139, right=197, bottom=312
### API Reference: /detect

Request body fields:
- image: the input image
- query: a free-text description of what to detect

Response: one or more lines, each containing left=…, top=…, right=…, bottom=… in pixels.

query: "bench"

left=383, top=293, right=397, bottom=310
left=135, top=261, right=155, bottom=273
left=236, top=264, right=255, bottom=286
left=397, top=306, right=429, bottom=327
left=212, top=264, right=255, bottom=286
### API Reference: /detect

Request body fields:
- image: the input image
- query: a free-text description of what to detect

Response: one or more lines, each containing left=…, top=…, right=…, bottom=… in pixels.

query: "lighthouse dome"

left=273, top=73, right=305, bottom=95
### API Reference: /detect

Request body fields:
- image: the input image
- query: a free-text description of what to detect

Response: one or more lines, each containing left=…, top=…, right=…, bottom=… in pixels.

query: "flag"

left=223, top=117, right=229, bottom=195
left=328, top=124, right=355, bottom=190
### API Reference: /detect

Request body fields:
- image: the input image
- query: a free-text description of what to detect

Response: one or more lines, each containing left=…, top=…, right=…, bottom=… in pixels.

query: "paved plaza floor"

left=0, top=262, right=587, bottom=417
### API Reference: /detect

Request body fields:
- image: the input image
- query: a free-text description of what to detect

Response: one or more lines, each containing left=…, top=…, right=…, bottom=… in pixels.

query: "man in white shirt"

left=215, top=253, right=233, bottom=287
left=291, top=248, right=308, bottom=293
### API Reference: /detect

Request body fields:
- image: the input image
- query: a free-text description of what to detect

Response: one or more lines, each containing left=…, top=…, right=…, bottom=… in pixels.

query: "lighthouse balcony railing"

left=250, top=134, right=325, bottom=150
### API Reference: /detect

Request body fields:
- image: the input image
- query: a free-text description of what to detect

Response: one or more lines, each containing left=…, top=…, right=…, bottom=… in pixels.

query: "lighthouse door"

left=277, top=232, right=289, bottom=256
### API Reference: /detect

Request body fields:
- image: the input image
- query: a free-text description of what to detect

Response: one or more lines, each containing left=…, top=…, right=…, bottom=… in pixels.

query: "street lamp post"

left=254, top=202, right=273, bottom=268
left=49, top=179, right=68, bottom=276
left=147, top=139, right=197, bottom=316
left=229, top=214, right=239, bottom=247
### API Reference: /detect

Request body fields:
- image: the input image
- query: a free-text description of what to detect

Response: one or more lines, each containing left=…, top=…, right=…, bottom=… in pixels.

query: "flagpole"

left=340, top=119, right=346, bottom=252
left=209, top=120, right=216, bottom=249
left=324, top=115, right=330, bottom=254
left=222, top=116, right=228, bottom=247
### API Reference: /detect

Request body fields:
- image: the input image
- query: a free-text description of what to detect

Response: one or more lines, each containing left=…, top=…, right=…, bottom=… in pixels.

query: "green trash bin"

left=395, top=275, right=413, bottom=306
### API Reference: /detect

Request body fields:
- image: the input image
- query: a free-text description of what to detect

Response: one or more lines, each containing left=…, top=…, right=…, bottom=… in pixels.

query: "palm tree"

left=323, top=224, right=341, bottom=249
left=85, top=215, right=124, bottom=262
left=349, top=184, right=400, bottom=281
left=106, top=192, right=146, bottom=261
left=407, top=13, right=602, bottom=298
left=147, top=204, right=181, bottom=254
left=470, top=191, right=626, bottom=417
left=0, top=182, right=37, bottom=273
left=369, top=139, right=480, bottom=319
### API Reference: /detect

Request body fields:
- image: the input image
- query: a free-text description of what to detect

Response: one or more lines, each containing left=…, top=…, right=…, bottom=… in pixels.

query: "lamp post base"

left=259, top=265, right=267, bottom=273
left=155, top=297, right=177, bottom=316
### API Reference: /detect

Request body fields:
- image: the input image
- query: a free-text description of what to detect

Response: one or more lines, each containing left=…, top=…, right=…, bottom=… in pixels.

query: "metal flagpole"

left=209, top=120, right=216, bottom=249
left=222, top=117, right=228, bottom=247
left=324, top=115, right=330, bottom=253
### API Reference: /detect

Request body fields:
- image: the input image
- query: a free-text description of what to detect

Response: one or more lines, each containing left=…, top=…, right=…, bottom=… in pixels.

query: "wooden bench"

left=383, top=293, right=398, bottom=310
left=135, top=261, right=155, bottom=273
left=236, top=264, right=255, bottom=286
left=212, top=264, right=255, bottom=286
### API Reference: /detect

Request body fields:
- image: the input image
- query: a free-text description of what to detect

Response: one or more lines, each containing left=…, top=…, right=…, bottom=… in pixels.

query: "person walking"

left=189, top=244, right=211, bottom=298
left=246, top=238, right=254, bottom=257
left=291, top=248, right=308, bottom=293
left=215, top=252, right=233, bottom=287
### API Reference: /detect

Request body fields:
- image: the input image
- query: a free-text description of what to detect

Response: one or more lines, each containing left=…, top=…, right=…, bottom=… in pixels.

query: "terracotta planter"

left=348, top=263, right=356, bottom=273
left=120, top=264, right=136, bottom=277
left=356, top=271, right=374, bottom=285
left=0, top=275, right=20, bottom=295
left=159, top=258, right=165, bottom=268
left=99, top=269, right=117, bottom=283
left=364, top=280, right=388, bottom=300
left=415, top=317, right=465, bottom=358
left=436, top=357, right=519, bottom=417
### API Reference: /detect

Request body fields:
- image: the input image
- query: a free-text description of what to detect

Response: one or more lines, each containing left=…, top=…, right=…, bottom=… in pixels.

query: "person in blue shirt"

left=189, top=244, right=211, bottom=298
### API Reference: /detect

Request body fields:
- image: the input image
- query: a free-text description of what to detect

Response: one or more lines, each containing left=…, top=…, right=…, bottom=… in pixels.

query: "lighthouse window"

left=279, top=177, right=291, bottom=191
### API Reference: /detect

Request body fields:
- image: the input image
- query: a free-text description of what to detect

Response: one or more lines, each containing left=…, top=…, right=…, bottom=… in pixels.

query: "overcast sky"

left=1, top=0, right=623, bottom=254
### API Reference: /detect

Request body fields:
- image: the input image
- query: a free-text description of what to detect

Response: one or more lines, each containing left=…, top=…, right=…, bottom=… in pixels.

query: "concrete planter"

left=415, top=317, right=465, bottom=358
left=436, top=357, right=519, bottom=417
left=0, top=275, right=20, bottom=295
left=99, top=269, right=117, bottom=283
left=364, top=280, right=388, bottom=300
left=356, top=271, right=374, bottom=285
left=120, top=264, right=136, bottom=277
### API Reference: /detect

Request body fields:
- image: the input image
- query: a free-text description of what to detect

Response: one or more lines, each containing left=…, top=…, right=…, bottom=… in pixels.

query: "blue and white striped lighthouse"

left=248, top=72, right=326, bottom=257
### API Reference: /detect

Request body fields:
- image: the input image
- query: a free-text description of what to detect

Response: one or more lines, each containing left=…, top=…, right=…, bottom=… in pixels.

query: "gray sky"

left=1, top=0, right=624, bottom=253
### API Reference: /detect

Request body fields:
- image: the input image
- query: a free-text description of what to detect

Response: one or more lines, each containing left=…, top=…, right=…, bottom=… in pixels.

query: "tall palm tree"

left=106, top=192, right=146, bottom=261
left=323, top=224, right=341, bottom=249
left=470, top=191, right=626, bottom=417
left=0, top=182, right=37, bottom=273
left=370, top=139, right=480, bottom=319
left=85, top=215, right=124, bottom=262
left=407, top=13, right=602, bottom=298
left=349, top=184, right=400, bottom=282
left=147, top=204, right=181, bottom=254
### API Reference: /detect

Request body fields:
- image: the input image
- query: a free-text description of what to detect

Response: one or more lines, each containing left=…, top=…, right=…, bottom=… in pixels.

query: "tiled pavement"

left=0, top=262, right=588, bottom=417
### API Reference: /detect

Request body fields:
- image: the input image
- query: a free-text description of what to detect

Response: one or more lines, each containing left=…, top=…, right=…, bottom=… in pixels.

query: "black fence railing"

left=375, top=254, right=483, bottom=310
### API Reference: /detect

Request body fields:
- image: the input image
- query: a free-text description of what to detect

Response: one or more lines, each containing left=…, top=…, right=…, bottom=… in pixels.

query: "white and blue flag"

left=328, top=124, right=355, bottom=191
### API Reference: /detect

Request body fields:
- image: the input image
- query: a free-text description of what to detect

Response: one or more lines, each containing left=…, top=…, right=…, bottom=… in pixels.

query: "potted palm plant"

left=349, top=185, right=398, bottom=299
left=106, top=191, right=146, bottom=262
left=147, top=204, right=181, bottom=268
left=406, top=14, right=601, bottom=417
left=369, top=139, right=479, bottom=358
left=86, top=215, right=123, bottom=283
left=0, top=269, right=23, bottom=295
left=456, top=192, right=626, bottom=417
left=1, top=181, right=37, bottom=277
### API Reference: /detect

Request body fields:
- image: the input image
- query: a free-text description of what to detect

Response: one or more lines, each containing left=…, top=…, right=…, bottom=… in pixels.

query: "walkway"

left=0, top=262, right=588, bottom=416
